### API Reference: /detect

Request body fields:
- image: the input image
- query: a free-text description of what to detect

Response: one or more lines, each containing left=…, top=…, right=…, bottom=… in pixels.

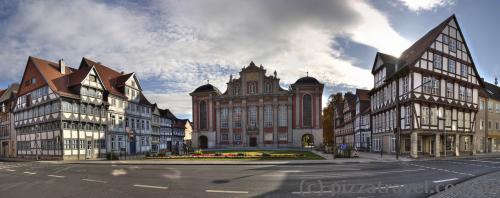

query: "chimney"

left=58, top=59, right=66, bottom=74
left=495, top=77, right=498, bottom=86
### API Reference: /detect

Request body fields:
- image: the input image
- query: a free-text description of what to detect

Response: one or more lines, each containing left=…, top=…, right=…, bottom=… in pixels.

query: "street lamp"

left=438, top=110, right=446, bottom=157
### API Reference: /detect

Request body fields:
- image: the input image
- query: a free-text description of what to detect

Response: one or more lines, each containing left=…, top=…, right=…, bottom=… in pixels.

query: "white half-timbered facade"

left=14, top=57, right=107, bottom=160
left=370, top=15, right=483, bottom=158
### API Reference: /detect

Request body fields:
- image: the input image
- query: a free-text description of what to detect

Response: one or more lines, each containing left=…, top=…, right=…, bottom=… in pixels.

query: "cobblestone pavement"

left=430, top=170, right=500, bottom=198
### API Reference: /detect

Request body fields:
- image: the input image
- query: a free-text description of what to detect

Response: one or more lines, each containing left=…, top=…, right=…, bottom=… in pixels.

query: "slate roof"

left=483, top=81, right=500, bottom=101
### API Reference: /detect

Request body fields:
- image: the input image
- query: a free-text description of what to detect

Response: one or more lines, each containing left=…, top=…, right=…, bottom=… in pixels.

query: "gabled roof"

left=371, top=52, right=398, bottom=74
left=139, top=92, right=152, bottom=106
left=398, top=15, right=454, bottom=68
left=67, top=66, right=92, bottom=87
left=159, top=108, right=177, bottom=119
left=483, top=81, right=500, bottom=101
left=80, top=57, right=126, bottom=98
left=356, top=89, right=370, bottom=101
left=25, top=56, right=79, bottom=98
left=0, top=83, right=19, bottom=102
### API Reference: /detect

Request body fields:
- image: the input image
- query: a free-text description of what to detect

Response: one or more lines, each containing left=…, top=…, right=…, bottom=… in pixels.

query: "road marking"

left=291, top=191, right=333, bottom=194
left=23, top=171, right=37, bottom=175
left=375, top=185, right=405, bottom=190
left=279, top=170, right=304, bottom=173
left=82, top=179, right=108, bottom=183
left=433, top=178, right=458, bottom=183
left=472, top=160, right=500, bottom=164
left=48, top=175, right=65, bottom=178
left=5, top=169, right=15, bottom=172
left=133, top=184, right=168, bottom=190
left=206, top=190, right=249, bottom=194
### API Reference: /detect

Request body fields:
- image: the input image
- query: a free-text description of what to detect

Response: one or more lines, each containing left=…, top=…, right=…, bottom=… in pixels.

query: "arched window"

left=199, top=101, right=207, bottom=130
left=302, top=94, right=312, bottom=127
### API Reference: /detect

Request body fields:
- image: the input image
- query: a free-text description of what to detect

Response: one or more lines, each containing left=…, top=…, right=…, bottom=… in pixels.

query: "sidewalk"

left=36, top=151, right=413, bottom=166
left=429, top=170, right=500, bottom=198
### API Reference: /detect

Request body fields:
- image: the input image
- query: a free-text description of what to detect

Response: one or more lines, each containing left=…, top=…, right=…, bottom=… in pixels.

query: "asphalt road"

left=1, top=157, right=500, bottom=198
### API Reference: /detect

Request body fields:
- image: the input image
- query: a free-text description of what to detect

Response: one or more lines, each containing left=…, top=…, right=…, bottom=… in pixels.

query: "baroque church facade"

left=190, top=62, right=324, bottom=149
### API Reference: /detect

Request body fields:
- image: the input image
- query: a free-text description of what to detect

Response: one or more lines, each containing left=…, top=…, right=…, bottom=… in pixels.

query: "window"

left=461, top=64, right=468, bottom=76
left=464, top=113, right=470, bottom=129
left=31, top=77, right=36, bottom=84
left=89, top=75, right=97, bottom=82
left=480, top=120, right=485, bottom=130
left=430, top=107, right=438, bottom=126
left=458, top=111, right=464, bottom=128
left=442, top=34, right=449, bottom=44
left=221, top=133, right=229, bottom=141
left=199, top=101, right=207, bottom=130
left=402, top=76, right=409, bottom=94
left=264, top=133, right=273, bottom=141
left=278, top=133, right=287, bottom=141
left=233, top=84, right=240, bottom=96
left=234, top=133, right=241, bottom=142
left=265, top=82, right=272, bottom=93
left=488, top=101, right=493, bottom=112
left=221, top=108, right=229, bottom=128
left=450, top=39, right=457, bottom=52
left=448, top=59, right=456, bottom=74
left=446, top=82, right=454, bottom=98
left=302, top=94, right=312, bottom=127
left=466, top=88, right=472, bottom=102
left=433, top=54, right=442, bottom=69
left=421, top=106, right=429, bottom=125
left=423, top=76, right=439, bottom=95
left=278, top=105, right=287, bottom=127
left=496, top=104, right=500, bottom=113
left=233, top=107, right=241, bottom=128
left=264, top=105, right=273, bottom=127
left=459, top=86, right=466, bottom=101
left=445, top=109, right=452, bottom=127
left=248, top=106, right=257, bottom=128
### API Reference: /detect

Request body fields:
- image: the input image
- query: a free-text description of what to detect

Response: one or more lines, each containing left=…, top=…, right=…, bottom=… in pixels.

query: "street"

left=1, top=157, right=500, bottom=198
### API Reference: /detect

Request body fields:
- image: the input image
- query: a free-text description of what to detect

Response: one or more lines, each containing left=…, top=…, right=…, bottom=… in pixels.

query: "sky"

left=0, top=0, right=499, bottom=120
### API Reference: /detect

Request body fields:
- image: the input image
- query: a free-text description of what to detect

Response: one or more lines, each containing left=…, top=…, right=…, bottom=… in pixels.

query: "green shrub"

left=237, top=153, right=245, bottom=157
left=214, top=152, right=222, bottom=156
left=261, top=153, right=271, bottom=157
left=106, top=153, right=119, bottom=160
left=158, top=153, right=166, bottom=157
left=194, top=150, right=203, bottom=155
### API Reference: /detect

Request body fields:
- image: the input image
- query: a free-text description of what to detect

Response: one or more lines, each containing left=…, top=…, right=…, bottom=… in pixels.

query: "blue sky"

left=0, top=0, right=498, bottom=120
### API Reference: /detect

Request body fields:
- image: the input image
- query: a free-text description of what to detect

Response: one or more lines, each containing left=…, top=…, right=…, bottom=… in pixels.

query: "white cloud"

left=0, top=0, right=411, bottom=118
left=396, top=0, right=454, bottom=12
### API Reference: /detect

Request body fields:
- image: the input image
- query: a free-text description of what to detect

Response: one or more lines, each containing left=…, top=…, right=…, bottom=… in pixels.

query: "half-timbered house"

left=370, top=15, right=483, bottom=158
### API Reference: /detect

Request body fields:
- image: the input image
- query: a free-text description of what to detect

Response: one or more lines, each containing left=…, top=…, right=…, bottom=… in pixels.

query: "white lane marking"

left=263, top=169, right=424, bottom=178
left=375, top=185, right=405, bottom=190
left=433, top=178, right=458, bottom=183
left=111, top=169, right=127, bottom=176
left=5, top=169, right=15, bottom=172
left=23, top=171, right=37, bottom=175
left=373, top=169, right=425, bottom=174
left=82, top=179, right=108, bottom=183
left=292, top=191, right=333, bottom=194
left=133, top=184, right=168, bottom=190
left=408, top=164, right=474, bottom=176
left=206, top=190, right=249, bottom=194
left=472, top=160, right=500, bottom=164
left=48, top=175, right=65, bottom=178
left=279, top=170, right=304, bottom=173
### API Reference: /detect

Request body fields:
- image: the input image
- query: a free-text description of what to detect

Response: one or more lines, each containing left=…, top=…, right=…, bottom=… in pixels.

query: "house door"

left=249, top=137, right=257, bottom=147
left=199, top=136, right=208, bottom=149
left=1, top=142, right=8, bottom=156
left=430, top=139, right=435, bottom=155
left=86, top=139, right=93, bottom=159
left=130, top=140, right=136, bottom=154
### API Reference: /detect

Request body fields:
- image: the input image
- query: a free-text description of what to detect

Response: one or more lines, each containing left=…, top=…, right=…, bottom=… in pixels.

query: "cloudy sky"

left=0, top=0, right=498, bottom=119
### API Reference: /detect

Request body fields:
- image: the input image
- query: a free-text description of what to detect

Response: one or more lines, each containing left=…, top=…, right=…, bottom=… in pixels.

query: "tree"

left=322, top=93, right=343, bottom=153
